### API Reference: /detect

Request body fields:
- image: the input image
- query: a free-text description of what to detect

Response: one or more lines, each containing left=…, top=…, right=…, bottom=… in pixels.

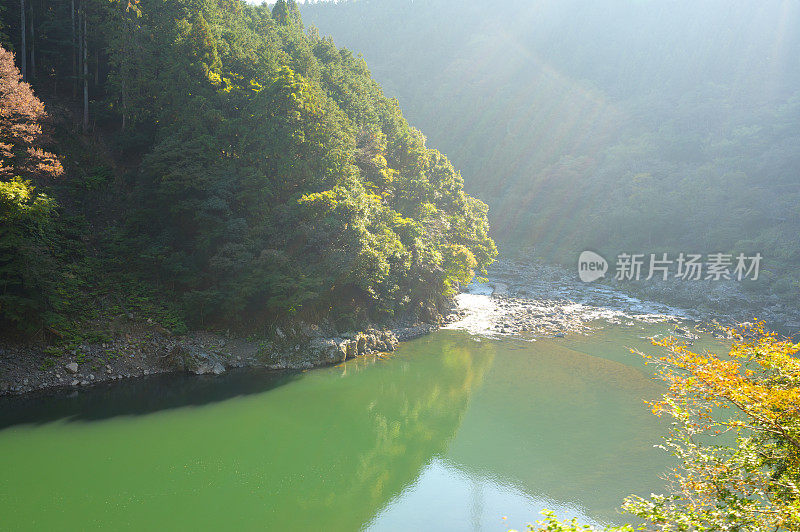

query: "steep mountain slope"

left=303, top=0, right=800, bottom=298
left=0, top=0, right=495, bottom=340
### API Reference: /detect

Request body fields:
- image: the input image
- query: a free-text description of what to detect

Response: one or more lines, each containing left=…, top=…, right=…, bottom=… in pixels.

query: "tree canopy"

left=0, top=0, right=496, bottom=337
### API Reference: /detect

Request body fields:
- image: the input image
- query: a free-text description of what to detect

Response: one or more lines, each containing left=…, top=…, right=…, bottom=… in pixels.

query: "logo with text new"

left=578, top=251, right=608, bottom=283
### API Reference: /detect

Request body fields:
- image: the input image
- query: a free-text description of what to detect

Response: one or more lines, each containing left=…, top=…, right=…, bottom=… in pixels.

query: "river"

left=0, top=282, right=730, bottom=531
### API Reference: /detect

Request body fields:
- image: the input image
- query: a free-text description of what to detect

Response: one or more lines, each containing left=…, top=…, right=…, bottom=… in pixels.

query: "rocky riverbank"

left=0, top=320, right=447, bottom=397
left=5, top=257, right=793, bottom=397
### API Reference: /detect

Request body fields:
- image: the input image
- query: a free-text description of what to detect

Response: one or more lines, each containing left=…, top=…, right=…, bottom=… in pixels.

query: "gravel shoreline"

left=487, top=259, right=800, bottom=330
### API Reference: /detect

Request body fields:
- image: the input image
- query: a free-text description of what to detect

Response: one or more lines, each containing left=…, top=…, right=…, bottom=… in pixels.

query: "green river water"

left=0, top=324, right=727, bottom=531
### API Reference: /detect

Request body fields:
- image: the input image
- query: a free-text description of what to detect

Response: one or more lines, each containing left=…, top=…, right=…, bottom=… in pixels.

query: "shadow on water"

left=0, top=368, right=301, bottom=429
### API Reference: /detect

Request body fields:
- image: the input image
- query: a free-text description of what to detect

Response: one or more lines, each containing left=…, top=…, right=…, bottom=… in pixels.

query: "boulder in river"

left=345, top=341, right=358, bottom=360
left=307, top=338, right=348, bottom=364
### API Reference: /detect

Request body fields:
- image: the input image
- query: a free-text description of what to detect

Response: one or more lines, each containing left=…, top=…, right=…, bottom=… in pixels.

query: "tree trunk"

left=78, top=2, right=82, bottom=97
left=29, top=1, right=35, bottom=79
left=121, top=15, right=131, bottom=131
left=82, top=10, right=89, bottom=133
left=20, top=0, right=26, bottom=80
left=121, top=77, right=127, bottom=131
left=71, top=0, right=76, bottom=98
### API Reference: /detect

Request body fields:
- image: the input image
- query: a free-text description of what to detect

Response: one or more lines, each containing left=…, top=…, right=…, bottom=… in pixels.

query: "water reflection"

left=0, top=333, right=493, bottom=531
left=368, top=458, right=593, bottom=531
left=446, top=334, right=668, bottom=525
left=0, top=327, right=693, bottom=530
left=366, top=330, right=670, bottom=529
left=310, top=336, right=496, bottom=530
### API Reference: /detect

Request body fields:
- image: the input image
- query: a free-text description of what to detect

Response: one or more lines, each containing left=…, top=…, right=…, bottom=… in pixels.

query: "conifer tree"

left=272, top=0, right=301, bottom=26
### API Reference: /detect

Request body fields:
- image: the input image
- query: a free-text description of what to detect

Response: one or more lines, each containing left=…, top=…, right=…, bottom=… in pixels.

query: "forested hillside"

left=0, top=0, right=495, bottom=340
left=303, top=0, right=800, bottom=298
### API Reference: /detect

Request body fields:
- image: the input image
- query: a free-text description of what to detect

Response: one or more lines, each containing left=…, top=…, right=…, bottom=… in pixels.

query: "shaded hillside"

left=303, top=0, right=800, bottom=298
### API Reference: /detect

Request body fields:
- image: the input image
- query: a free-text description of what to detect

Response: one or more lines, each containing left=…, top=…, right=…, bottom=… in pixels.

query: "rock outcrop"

left=0, top=317, right=434, bottom=396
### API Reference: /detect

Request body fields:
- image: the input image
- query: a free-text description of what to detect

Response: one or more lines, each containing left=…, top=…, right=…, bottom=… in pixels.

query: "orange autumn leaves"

left=0, top=46, right=63, bottom=182
left=644, top=323, right=800, bottom=449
